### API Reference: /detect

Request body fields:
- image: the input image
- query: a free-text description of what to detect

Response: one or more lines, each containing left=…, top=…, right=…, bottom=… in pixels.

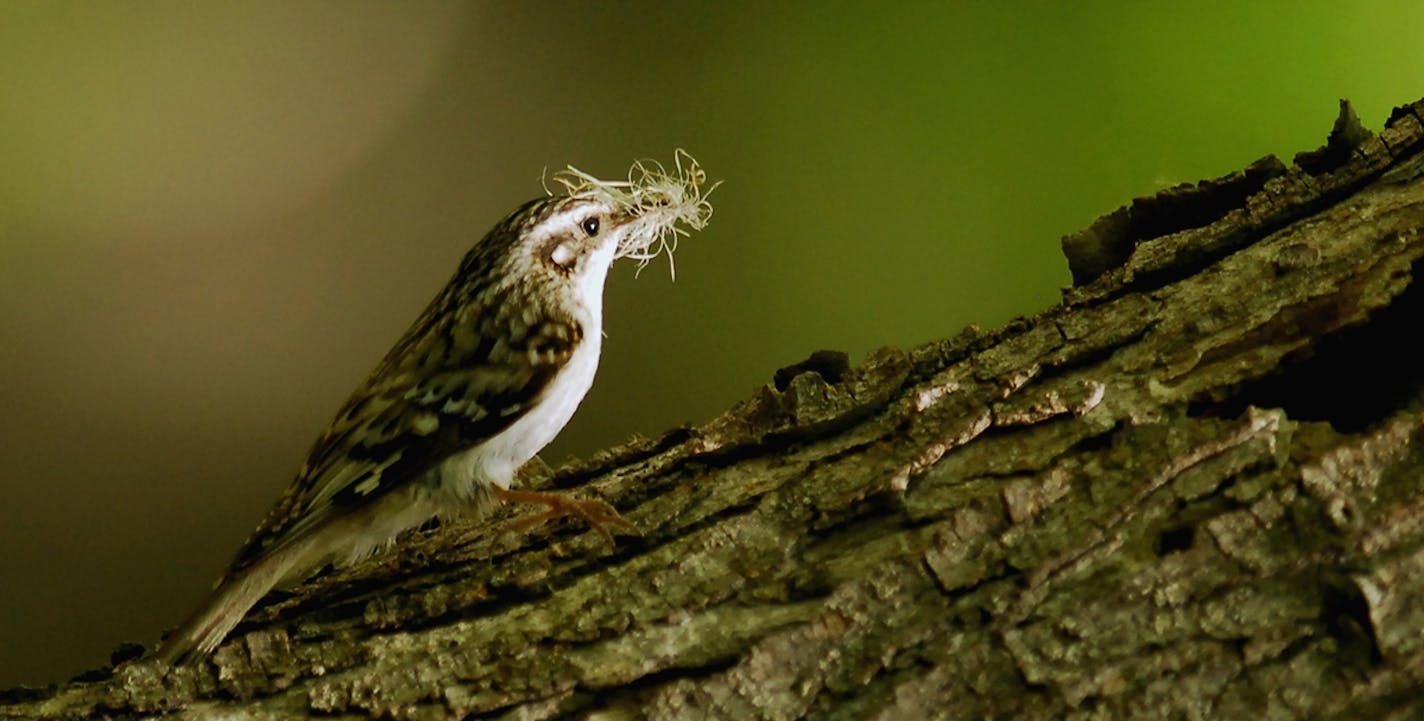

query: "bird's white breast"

left=436, top=314, right=603, bottom=498
left=437, top=226, right=619, bottom=500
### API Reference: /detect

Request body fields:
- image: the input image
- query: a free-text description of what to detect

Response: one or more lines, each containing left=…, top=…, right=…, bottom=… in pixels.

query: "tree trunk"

left=6, top=97, right=1424, bottom=721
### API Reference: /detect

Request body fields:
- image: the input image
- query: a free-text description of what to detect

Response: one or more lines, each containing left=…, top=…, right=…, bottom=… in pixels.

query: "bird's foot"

left=493, top=487, right=637, bottom=543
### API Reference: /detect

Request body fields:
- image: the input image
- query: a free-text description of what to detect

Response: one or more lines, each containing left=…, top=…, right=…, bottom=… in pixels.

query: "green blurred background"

left=1, top=1, right=1420, bottom=686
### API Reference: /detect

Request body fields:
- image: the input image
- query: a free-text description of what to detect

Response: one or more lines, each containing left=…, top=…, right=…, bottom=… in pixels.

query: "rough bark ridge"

left=6, top=97, right=1424, bottom=720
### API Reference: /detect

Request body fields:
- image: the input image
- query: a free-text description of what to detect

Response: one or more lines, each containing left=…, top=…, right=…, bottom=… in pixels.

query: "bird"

left=153, top=152, right=714, bottom=662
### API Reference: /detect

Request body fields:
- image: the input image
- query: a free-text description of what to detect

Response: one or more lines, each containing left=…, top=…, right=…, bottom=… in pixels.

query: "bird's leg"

left=493, top=487, right=637, bottom=543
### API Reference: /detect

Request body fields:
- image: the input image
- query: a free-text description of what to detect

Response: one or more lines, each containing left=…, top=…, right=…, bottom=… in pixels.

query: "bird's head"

left=474, top=150, right=716, bottom=317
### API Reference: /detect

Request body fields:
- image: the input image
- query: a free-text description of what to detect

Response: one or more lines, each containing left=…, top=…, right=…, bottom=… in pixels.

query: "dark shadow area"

left=1209, top=259, right=1424, bottom=433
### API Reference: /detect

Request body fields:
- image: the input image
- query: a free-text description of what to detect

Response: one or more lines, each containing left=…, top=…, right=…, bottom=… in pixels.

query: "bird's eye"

left=581, top=216, right=600, bottom=237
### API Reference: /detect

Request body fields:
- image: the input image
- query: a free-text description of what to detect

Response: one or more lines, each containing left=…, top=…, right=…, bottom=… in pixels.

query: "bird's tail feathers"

left=151, top=528, right=330, bottom=664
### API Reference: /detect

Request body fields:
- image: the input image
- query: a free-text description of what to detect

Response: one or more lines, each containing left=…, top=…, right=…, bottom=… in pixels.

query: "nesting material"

left=554, top=149, right=718, bottom=277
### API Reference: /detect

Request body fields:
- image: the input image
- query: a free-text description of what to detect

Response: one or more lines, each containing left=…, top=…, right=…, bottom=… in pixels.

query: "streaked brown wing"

left=224, top=309, right=581, bottom=575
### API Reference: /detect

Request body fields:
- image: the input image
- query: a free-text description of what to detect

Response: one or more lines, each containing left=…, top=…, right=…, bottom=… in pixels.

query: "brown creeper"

left=154, top=152, right=714, bottom=662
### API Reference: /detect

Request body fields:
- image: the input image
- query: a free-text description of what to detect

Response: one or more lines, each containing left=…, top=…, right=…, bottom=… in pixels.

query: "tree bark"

left=6, top=97, right=1424, bottom=721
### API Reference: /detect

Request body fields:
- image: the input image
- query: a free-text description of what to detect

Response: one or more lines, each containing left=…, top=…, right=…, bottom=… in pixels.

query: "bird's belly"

left=437, top=335, right=601, bottom=497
